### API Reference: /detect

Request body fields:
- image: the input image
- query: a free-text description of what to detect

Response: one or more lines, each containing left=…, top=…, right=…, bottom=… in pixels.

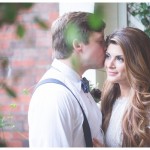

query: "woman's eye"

left=105, top=53, right=110, bottom=59
left=116, top=56, right=124, bottom=62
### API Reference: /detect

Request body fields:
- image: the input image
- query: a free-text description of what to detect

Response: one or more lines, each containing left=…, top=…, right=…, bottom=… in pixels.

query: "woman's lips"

left=107, top=71, right=118, bottom=76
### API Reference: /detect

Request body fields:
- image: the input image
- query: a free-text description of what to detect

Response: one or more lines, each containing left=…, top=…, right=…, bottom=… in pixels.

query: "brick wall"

left=0, top=3, right=59, bottom=147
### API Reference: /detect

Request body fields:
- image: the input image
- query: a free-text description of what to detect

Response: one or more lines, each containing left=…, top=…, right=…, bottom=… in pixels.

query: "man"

left=28, top=11, right=106, bottom=147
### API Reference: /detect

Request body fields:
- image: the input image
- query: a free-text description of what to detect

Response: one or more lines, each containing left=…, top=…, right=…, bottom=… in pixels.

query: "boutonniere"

left=90, top=83, right=101, bottom=103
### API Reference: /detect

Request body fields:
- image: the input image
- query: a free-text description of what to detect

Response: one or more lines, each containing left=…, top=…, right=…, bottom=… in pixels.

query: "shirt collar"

left=51, top=59, right=82, bottom=91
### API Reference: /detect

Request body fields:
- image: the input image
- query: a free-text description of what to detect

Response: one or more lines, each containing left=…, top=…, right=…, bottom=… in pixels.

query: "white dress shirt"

left=28, top=59, right=103, bottom=147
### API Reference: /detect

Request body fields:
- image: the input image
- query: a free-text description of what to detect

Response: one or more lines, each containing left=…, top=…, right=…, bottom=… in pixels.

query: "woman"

left=93, top=27, right=150, bottom=147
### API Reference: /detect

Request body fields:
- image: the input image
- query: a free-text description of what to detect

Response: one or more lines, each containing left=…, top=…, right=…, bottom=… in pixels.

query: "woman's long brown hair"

left=101, top=27, right=150, bottom=147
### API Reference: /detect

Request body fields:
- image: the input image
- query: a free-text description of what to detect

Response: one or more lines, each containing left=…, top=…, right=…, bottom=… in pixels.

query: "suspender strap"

left=36, top=78, right=93, bottom=147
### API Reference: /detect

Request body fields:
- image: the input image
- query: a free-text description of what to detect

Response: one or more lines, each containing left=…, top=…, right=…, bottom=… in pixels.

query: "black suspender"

left=35, top=78, right=93, bottom=147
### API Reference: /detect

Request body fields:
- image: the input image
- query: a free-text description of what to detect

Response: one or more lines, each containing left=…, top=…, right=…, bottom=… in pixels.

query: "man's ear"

left=73, top=39, right=82, bottom=53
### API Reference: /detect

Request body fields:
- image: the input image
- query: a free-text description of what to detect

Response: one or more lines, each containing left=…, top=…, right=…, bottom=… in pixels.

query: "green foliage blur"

left=0, top=3, right=32, bottom=26
left=0, top=3, right=33, bottom=38
left=0, top=3, right=49, bottom=146
left=0, top=3, right=48, bottom=38
left=0, top=3, right=49, bottom=99
left=128, top=3, right=150, bottom=37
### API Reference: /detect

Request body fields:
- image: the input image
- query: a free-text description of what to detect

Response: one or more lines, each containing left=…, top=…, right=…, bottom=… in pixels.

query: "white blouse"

left=105, top=97, right=129, bottom=147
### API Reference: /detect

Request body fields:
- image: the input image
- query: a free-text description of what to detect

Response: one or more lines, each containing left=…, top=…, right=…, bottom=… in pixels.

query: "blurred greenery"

left=0, top=3, right=49, bottom=146
left=0, top=3, right=49, bottom=99
left=0, top=3, right=33, bottom=26
left=128, top=3, right=150, bottom=37
left=88, top=13, right=104, bottom=30
left=34, top=17, right=49, bottom=30
left=0, top=103, right=16, bottom=146
left=2, top=83, right=17, bottom=98
left=0, top=3, right=48, bottom=38
left=16, top=24, right=25, bottom=38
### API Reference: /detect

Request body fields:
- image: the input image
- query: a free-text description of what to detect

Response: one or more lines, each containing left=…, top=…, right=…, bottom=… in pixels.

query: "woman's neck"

left=119, top=83, right=131, bottom=98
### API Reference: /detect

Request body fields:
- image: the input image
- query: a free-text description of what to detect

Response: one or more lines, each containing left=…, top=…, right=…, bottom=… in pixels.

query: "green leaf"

left=141, top=18, right=149, bottom=26
left=22, top=88, right=30, bottom=95
left=34, top=17, right=48, bottom=30
left=0, top=114, right=4, bottom=128
left=16, top=24, right=25, bottom=38
left=3, top=4, right=18, bottom=24
left=20, top=3, right=33, bottom=9
left=140, top=3, right=147, bottom=10
left=10, top=103, right=17, bottom=108
left=144, top=28, right=150, bottom=37
left=0, top=139, right=7, bottom=147
left=3, top=84, right=17, bottom=98
left=88, top=14, right=104, bottom=30
left=0, top=3, right=33, bottom=27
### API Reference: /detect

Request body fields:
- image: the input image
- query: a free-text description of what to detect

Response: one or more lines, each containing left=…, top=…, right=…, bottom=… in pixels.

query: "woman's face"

left=105, top=43, right=128, bottom=85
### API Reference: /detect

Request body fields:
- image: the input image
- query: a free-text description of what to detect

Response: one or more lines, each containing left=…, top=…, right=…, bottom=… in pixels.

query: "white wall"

left=59, top=3, right=94, bottom=16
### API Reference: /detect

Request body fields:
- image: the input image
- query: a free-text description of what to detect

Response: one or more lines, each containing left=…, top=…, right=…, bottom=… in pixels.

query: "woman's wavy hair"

left=101, top=27, right=150, bottom=147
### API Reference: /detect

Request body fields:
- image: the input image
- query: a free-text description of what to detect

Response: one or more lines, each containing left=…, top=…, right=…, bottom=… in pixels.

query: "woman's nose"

left=108, top=59, right=115, bottom=68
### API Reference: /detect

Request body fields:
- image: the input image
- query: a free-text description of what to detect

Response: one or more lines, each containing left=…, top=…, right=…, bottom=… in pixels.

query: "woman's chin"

left=107, top=78, right=118, bottom=83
